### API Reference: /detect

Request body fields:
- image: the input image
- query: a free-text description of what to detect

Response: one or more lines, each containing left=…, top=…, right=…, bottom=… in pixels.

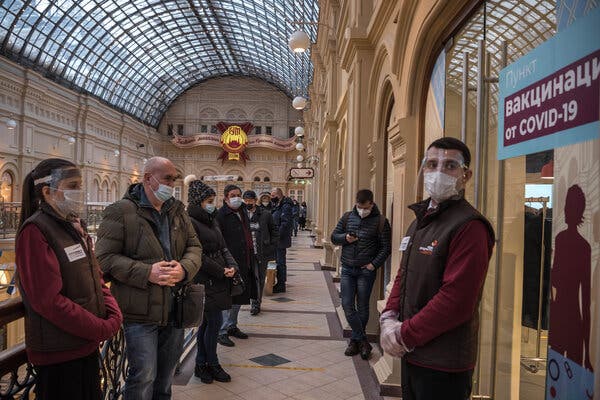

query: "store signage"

left=497, top=9, right=600, bottom=160
left=203, top=175, right=239, bottom=181
left=289, top=168, right=314, bottom=178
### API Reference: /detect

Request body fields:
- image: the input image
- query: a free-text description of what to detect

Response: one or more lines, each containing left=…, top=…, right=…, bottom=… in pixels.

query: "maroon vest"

left=398, top=198, right=494, bottom=370
left=17, top=209, right=106, bottom=352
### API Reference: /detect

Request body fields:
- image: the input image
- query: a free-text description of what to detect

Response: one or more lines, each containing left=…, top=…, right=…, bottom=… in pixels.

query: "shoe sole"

left=218, top=341, right=235, bottom=347
left=199, top=377, right=214, bottom=384
left=213, top=376, right=232, bottom=383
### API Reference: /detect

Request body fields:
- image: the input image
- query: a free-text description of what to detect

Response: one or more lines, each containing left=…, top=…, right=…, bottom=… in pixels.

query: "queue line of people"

left=15, top=137, right=494, bottom=400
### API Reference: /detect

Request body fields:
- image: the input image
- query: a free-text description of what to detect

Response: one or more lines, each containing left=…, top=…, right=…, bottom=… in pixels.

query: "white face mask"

left=228, top=196, right=243, bottom=210
left=424, top=171, right=459, bottom=203
left=54, top=189, right=85, bottom=217
left=204, top=203, right=216, bottom=213
left=151, top=176, right=174, bottom=203
left=261, top=201, right=270, bottom=207
left=357, top=208, right=372, bottom=219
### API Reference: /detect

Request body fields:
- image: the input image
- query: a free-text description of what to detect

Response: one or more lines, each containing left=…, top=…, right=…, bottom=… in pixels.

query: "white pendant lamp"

left=296, top=154, right=304, bottom=162
left=294, top=126, right=305, bottom=136
left=292, top=96, right=307, bottom=110
left=295, top=142, right=305, bottom=151
left=288, top=30, right=310, bottom=53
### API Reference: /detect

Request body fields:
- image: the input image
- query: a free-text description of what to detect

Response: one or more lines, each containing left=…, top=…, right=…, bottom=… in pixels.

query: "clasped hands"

left=149, top=260, right=185, bottom=286
left=379, top=310, right=413, bottom=358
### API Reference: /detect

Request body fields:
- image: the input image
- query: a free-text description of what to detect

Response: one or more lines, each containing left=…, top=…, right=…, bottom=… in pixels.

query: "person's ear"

left=463, top=169, right=473, bottom=183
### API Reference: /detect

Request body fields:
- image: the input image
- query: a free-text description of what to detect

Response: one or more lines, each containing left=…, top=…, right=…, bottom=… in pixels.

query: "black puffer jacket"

left=272, top=196, right=294, bottom=249
left=188, top=205, right=238, bottom=312
left=330, top=204, right=392, bottom=268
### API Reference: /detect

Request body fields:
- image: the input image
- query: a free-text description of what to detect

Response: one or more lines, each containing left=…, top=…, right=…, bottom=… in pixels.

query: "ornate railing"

left=0, top=298, right=128, bottom=400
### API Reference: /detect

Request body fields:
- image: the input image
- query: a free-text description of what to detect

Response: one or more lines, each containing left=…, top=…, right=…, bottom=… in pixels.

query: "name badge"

left=400, top=236, right=411, bottom=251
left=64, top=244, right=86, bottom=262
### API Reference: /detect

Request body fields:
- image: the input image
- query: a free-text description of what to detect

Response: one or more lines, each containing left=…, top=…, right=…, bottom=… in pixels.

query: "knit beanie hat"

left=188, top=180, right=216, bottom=206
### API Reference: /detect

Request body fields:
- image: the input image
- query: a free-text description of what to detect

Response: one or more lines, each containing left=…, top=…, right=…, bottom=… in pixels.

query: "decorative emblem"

left=216, top=122, right=253, bottom=164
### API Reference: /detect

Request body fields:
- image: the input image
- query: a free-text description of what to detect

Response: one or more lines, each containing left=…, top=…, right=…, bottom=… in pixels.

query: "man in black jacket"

left=331, top=189, right=391, bottom=359
left=270, top=188, right=293, bottom=293
left=243, top=190, right=279, bottom=315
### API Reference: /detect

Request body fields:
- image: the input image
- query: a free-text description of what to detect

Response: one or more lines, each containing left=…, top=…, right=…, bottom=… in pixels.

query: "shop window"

left=173, top=186, right=181, bottom=200
left=200, top=125, right=208, bottom=133
left=255, top=126, right=262, bottom=135
left=177, top=124, right=184, bottom=135
left=0, top=171, right=14, bottom=203
left=265, top=126, right=272, bottom=135
left=167, top=124, right=174, bottom=136
left=210, top=125, right=217, bottom=134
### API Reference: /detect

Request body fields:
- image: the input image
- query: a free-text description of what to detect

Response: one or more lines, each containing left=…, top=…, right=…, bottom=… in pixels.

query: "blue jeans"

left=122, top=322, right=184, bottom=400
left=340, top=265, right=377, bottom=341
left=276, top=247, right=287, bottom=285
left=219, top=304, right=241, bottom=335
left=196, top=309, right=223, bottom=366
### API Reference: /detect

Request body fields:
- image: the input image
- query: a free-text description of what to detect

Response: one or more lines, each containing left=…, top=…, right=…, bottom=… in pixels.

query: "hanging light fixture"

left=288, top=30, right=311, bottom=53
left=296, top=162, right=303, bottom=168
left=294, top=126, right=305, bottom=136
left=295, top=142, right=305, bottom=151
left=296, top=154, right=304, bottom=162
left=67, top=136, right=76, bottom=144
left=6, top=118, right=16, bottom=131
left=113, top=149, right=120, bottom=157
left=292, top=96, right=307, bottom=110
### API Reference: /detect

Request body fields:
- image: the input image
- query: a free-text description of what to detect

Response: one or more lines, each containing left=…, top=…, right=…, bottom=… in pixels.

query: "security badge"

left=64, top=244, right=86, bottom=262
left=400, top=236, right=410, bottom=251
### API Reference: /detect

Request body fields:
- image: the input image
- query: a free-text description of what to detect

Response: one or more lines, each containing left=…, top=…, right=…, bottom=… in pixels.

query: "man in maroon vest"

left=380, top=138, right=495, bottom=400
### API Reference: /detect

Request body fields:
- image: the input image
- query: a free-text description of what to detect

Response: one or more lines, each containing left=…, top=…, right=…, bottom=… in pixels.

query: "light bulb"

left=295, top=126, right=305, bottom=136
left=296, top=154, right=304, bottom=162
left=295, top=142, right=305, bottom=151
left=288, top=30, right=310, bottom=53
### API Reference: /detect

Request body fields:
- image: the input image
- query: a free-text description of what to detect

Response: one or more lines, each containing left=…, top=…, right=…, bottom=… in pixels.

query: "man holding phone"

left=331, top=189, right=391, bottom=359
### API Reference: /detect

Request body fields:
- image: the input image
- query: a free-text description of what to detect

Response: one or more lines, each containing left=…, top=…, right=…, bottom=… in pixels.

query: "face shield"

left=418, top=148, right=467, bottom=203
left=35, top=167, right=86, bottom=219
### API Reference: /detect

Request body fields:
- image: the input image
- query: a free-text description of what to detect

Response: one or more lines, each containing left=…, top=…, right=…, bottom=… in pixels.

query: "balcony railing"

left=0, top=203, right=110, bottom=239
left=0, top=297, right=128, bottom=400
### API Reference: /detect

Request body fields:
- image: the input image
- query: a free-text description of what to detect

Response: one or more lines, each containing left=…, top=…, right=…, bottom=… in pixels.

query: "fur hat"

left=188, top=180, right=216, bottom=206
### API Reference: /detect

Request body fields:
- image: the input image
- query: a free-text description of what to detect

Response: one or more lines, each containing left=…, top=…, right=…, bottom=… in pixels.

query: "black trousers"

left=401, top=358, right=473, bottom=400
left=34, top=350, right=101, bottom=400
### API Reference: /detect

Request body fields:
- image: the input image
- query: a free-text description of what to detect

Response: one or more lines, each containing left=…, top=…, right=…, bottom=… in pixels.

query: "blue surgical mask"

left=151, top=176, right=174, bottom=203
left=228, top=196, right=243, bottom=210
left=204, top=203, right=216, bottom=213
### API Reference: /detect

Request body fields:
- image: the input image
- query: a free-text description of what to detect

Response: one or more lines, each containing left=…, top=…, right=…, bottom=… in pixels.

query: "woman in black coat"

left=215, top=185, right=258, bottom=346
left=187, top=180, right=237, bottom=384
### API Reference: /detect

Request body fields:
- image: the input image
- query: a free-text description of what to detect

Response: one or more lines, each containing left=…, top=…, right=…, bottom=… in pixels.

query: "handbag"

left=174, top=283, right=205, bottom=329
left=230, top=272, right=245, bottom=297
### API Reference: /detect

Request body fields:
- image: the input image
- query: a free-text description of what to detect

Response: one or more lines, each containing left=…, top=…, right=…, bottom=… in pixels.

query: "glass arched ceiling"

left=446, top=0, right=556, bottom=117
left=0, top=0, right=318, bottom=127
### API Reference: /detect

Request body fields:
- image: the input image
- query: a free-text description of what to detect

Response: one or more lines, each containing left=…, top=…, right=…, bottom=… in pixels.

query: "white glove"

left=380, top=318, right=405, bottom=357
left=379, top=310, right=414, bottom=358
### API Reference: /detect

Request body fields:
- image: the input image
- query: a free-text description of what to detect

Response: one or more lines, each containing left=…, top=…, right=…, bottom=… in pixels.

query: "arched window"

left=254, top=176, right=261, bottom=182
left=0, top=171, right=14, bottom=202
left=264, top=177, right=270, bottom=182
left=237, top=176, right=244, bottom=181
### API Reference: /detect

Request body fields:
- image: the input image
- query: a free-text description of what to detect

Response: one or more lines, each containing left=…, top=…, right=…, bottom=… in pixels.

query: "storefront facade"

left=308, top=1, right=599, bottom=398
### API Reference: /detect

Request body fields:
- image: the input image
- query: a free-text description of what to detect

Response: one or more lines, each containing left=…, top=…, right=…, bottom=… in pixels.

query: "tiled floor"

left=172, top=231, right=386, bottom=400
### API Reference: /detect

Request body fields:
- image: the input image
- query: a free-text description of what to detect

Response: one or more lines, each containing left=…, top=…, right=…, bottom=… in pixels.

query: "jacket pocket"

left=124, top=286, right=150, bottom=315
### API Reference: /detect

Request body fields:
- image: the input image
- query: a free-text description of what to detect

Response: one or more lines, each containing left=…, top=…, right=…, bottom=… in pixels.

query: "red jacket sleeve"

left=400, top=220, right=492, bottom=349
left=16, top=224, right=122, bottom=342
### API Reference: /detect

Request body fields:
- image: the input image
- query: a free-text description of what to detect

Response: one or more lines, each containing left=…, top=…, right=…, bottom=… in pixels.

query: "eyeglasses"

left=423, top=159, right=466, bottom=172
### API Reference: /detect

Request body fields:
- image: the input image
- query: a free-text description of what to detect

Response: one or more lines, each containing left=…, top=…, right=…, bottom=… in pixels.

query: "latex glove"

left=380, top=318, right=405, bottom=358
left=379, top=310, right=399, bottom=323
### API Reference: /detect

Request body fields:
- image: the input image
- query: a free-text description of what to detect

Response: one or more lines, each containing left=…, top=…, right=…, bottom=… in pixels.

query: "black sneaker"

left=228, top=327, right=248, bottom=339
left=272, top=284, right=286, bottom=293
left=209, top=364, right=231, bottom=382
left=344, top=340, right=360, bottom=356
left=359, top=339, right=373, bottom=360
left=250, top=305, right=260, bottom=315
left=194, top=365, right=213, bottom=384
left=217, top=334, right=235, bottom=347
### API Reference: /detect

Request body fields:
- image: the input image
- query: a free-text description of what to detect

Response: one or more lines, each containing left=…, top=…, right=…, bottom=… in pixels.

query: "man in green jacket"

left=96, top=157, right=202, bottom=400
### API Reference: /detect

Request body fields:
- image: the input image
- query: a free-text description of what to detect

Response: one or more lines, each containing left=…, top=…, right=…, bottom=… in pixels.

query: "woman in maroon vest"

left=15, top=158, right=122, bottom=400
